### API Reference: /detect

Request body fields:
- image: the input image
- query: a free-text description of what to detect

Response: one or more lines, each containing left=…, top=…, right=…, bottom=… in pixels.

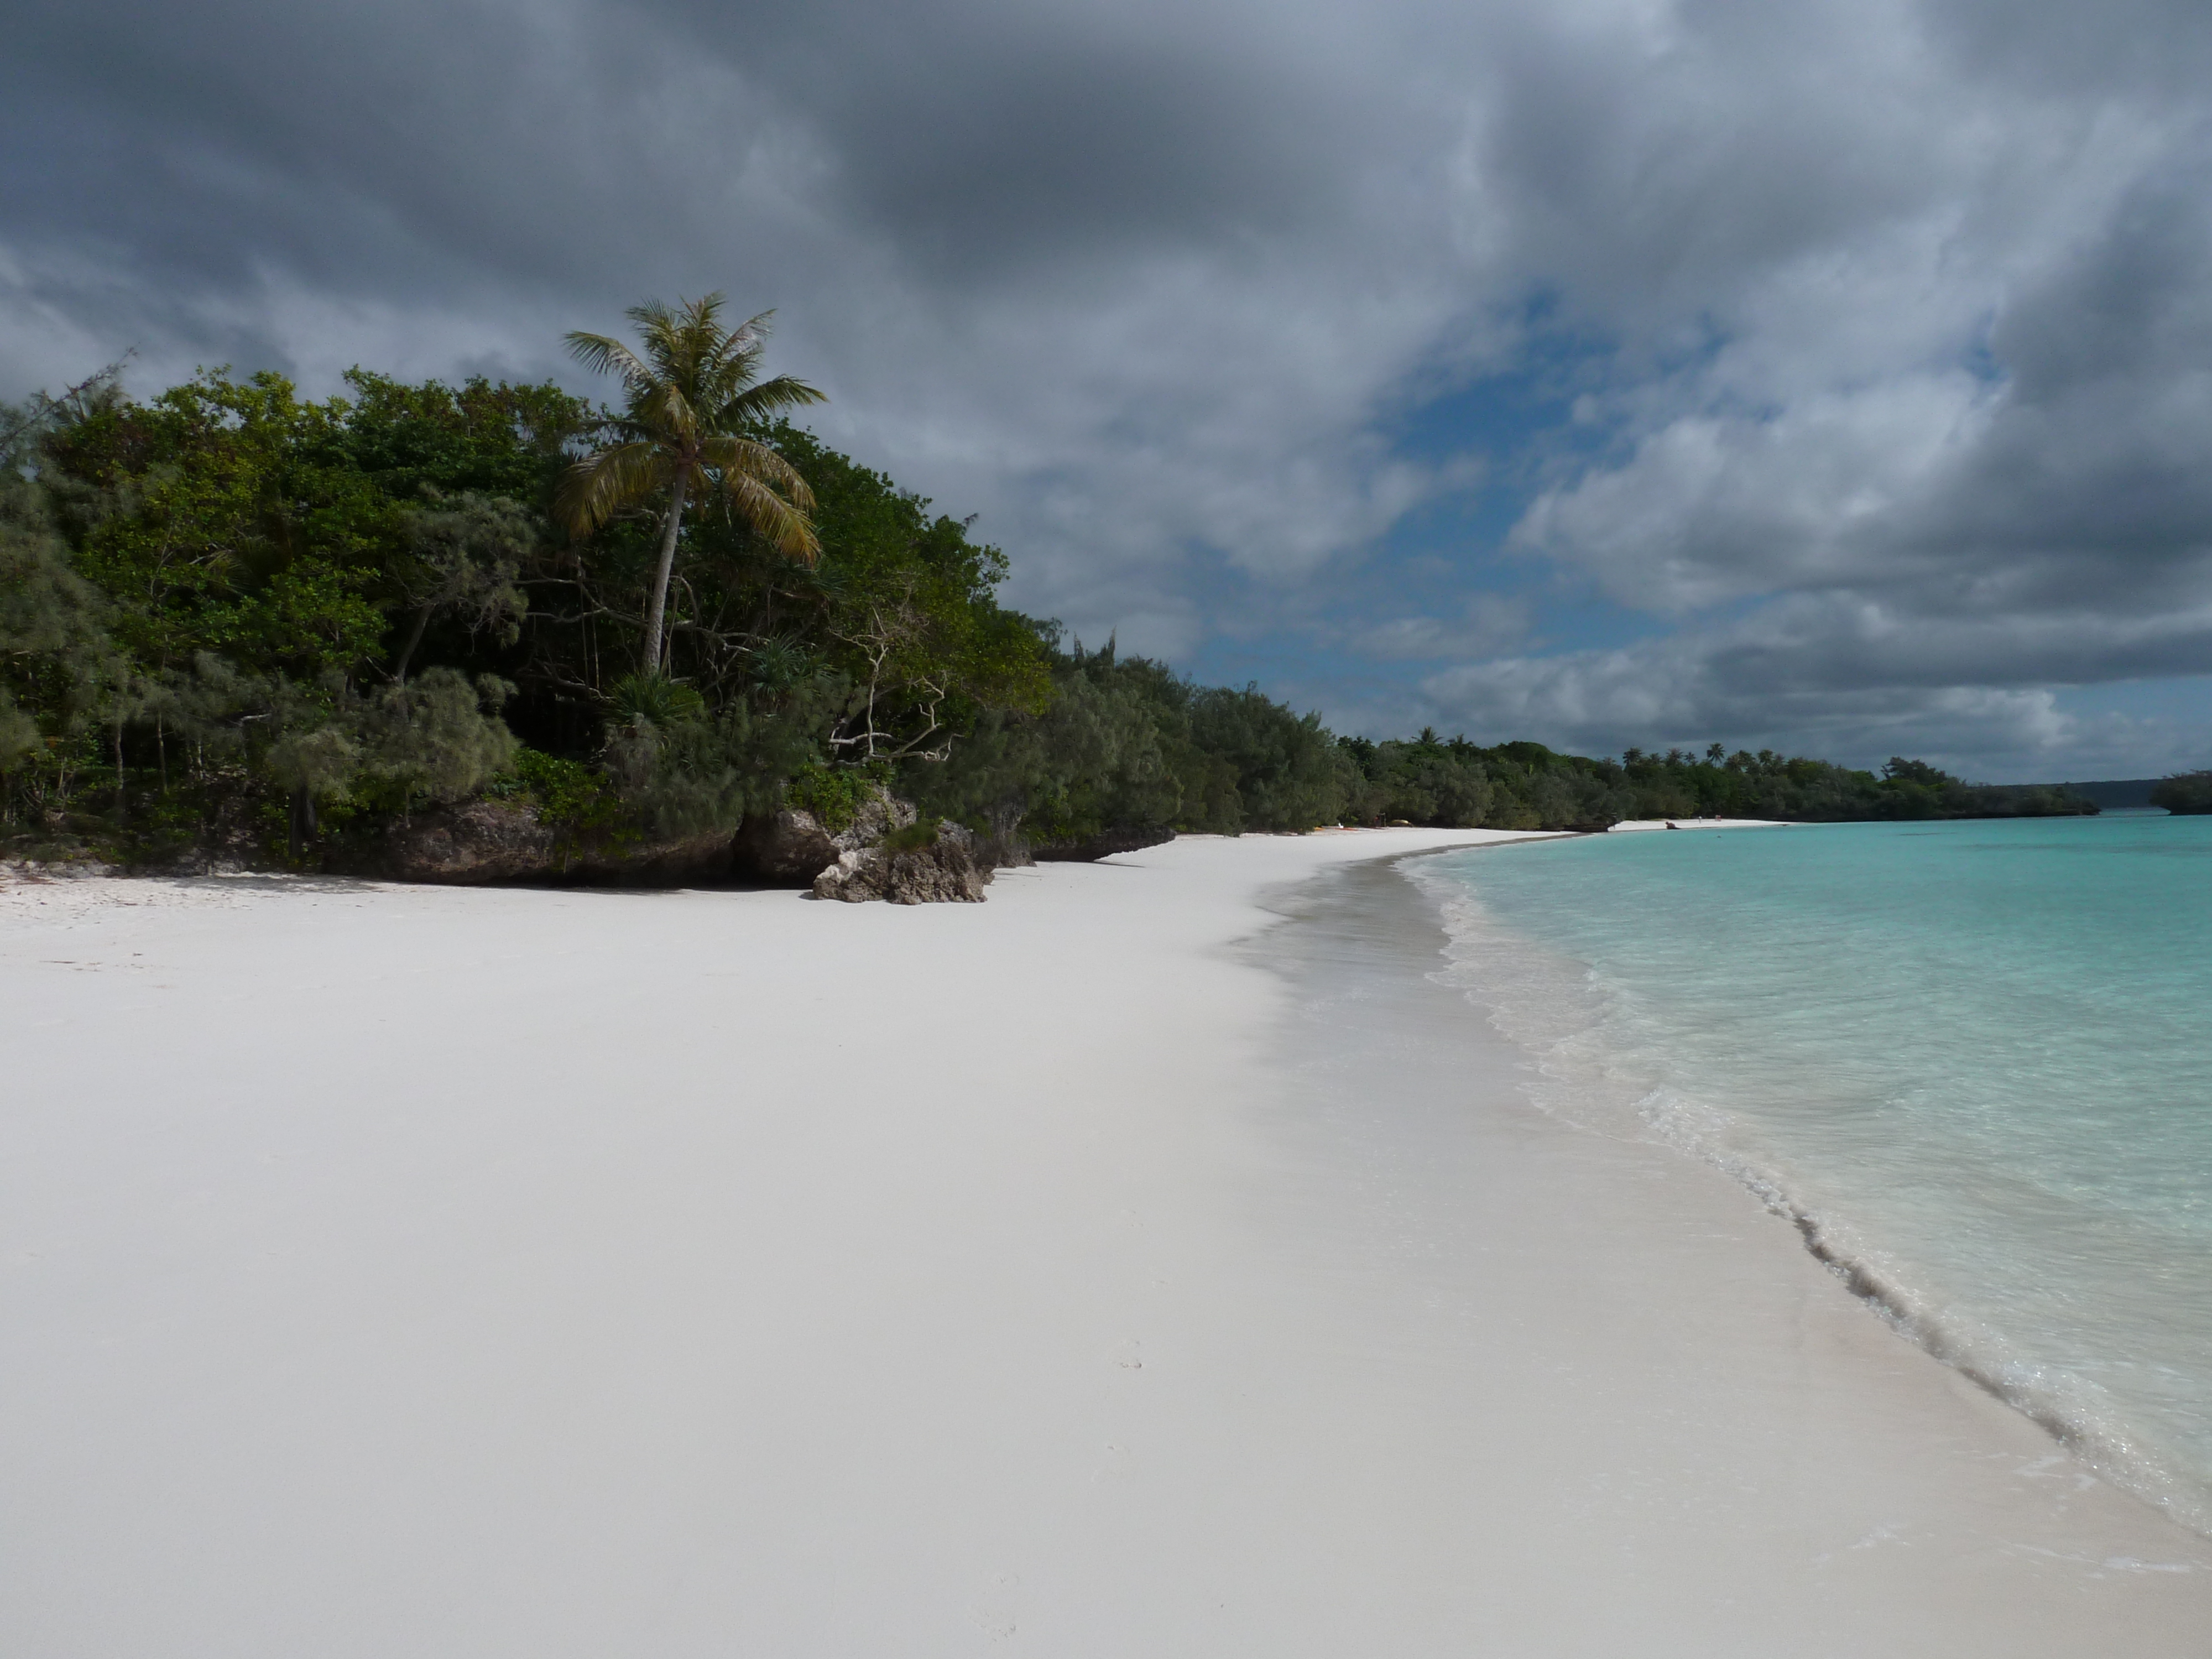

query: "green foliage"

left=158, top=657, right=514, bottom=810
left=881, top=821, right=940, bottom=852
left=46, top=371, right=395, bottom=677
left=754, top=422, right=1053, bottom=761
left=602, top=677, right=845, bottom=839
left=559, top=295, right=826, bottom=674
left=1334, top=733, right=1627, bottom=831
left=351, top=669, right=519, bottom=806
left=0, top=337, right=2104, bottom=872
left=1181, top=684, right=1350, bottom=832
left=605, top=672, right=708, bottom=729
left=388, top=490, right=534, bottom=681
left=785, top=758, right=889, bottom=832
left=1326, top=735, right=2098, bottom=831
left=0, top=426, right=131, bottom=838
left=0, top=345, right=1045, bottom=864
left=900, top=639, right=1348, bottom=844
left=904, top=646, right=1177, bottom=846
left=336, top=370, right=584, bottom=502
left=484, top=746, right=631, bottom=839
left=2150, top=771, right=2212, bottom=814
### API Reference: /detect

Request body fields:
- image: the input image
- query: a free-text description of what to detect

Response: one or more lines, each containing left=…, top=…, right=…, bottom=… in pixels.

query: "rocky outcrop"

left=729, top=808, right=840, bottom=884
left=0, top=857, right=123, bottom=882
left=812, top=822, right=992, bottom=904
left=731, top=791, right=917, bottom=886
left=373, top=800, right=563, bottom=883
left=352, top=782, right=997, bottom=900
left=1029, top=823, right=1176, bottom=862
left=365, top=800, right=736, bottom=886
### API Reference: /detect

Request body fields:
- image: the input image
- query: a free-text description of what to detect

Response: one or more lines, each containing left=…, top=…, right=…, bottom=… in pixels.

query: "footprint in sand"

left=972, top=1571, right=1019, bottom=1640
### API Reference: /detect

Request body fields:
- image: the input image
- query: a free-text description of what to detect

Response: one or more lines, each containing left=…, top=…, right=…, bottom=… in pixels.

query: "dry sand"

left=3, top=832, right=2208, bottom=1656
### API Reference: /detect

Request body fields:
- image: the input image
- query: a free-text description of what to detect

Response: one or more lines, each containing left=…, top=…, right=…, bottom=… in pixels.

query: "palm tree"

left=557, top=295, right=827, bottom=675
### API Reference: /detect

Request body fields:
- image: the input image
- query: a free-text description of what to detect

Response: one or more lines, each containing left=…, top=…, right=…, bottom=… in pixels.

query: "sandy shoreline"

left=3, top=834, right=2208, bottom=1654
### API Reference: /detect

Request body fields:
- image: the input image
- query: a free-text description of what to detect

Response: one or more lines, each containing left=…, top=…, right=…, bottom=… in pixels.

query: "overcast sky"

left=7, top=0, right=2211, bottom=778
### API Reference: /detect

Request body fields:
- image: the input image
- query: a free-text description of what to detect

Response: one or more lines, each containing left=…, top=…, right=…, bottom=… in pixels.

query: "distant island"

left=0, top=303, right=2105, bottom=888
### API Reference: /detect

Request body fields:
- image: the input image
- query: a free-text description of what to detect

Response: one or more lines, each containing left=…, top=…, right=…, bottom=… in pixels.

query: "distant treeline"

left=0, top=356, right=2096, bottom=868
left=1337, top=740, right=2095, bottom=830
left=2151, top=773, right=2212, bottom=815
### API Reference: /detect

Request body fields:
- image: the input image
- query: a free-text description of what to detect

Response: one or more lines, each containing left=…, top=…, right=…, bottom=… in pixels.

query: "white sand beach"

left=1606, top=816, right=1793, bottom=831
left=4, top=832, right=2209, bottom=1656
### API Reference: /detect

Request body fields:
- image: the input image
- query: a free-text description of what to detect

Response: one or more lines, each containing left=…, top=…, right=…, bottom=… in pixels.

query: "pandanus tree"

left=557, top=295, right=826, bottom=676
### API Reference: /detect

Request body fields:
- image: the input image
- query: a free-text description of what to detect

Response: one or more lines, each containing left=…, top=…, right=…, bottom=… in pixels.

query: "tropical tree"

left=557, top=295, right=826, bottom=676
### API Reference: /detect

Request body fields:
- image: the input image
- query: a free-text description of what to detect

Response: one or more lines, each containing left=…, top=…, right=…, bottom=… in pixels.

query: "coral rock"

left=812, top=822, right=991, bottom=905
left=733, top=791, right=919, bottom=886
left=374, top=801, right=560, bottom=883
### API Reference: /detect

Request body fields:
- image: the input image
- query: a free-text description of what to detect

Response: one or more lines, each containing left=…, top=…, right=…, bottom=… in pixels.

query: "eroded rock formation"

left=731, top=791, right=918, bottom=886
left=369, top=801, right=735, bottom=886
left=812, top=822, right=992, bottom=905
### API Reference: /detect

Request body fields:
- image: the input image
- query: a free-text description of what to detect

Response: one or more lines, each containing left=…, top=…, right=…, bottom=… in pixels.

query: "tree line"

left=0, top=301, right=2098, bottom=871
left=2150, top=773, right=2212, bottom=814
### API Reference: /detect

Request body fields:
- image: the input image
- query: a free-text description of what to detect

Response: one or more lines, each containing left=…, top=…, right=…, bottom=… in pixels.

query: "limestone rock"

left=373, top=800, right=562, bottom=883
left=356, top=780, right=970, bottom=891
left=733, top=790, right=918, bottom=886
left=369, top=800, right=736, bottom=886
left=0, top=857, right=121, bottom=882
left=731, top=807, right=841, bottom=884
left=812, top=822, right=992, bottom=905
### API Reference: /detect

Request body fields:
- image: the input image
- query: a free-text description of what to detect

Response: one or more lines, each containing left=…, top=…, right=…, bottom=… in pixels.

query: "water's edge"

left=1391, top=839, right=2211, bottom=1540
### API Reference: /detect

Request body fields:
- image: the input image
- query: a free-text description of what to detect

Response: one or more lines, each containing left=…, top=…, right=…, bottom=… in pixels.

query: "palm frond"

left=554, top=441, right=670, bottom=535
left=566, top=296, right=825, bottom=566
left=723, top=373, right=828, bottom=421
left=564, top=331, right=651, bottom=391
left=698, top=343, right=762, bottom=408
left=718, top=466, right=821, bottom=563
left=624, top=298, right=692, bottom=379
left=724, top=308, right=773, bottom=358
left=633, top=378, right=698, bottom=446
left=695, top=310, right=765, bottom=386
left=697, top=434, right=816, bottom=506
left=626, top=296, right=694, bottom=335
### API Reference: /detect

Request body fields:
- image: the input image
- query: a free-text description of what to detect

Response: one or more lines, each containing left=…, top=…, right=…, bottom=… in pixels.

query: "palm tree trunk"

left=640, top=474, right=690, bottom=676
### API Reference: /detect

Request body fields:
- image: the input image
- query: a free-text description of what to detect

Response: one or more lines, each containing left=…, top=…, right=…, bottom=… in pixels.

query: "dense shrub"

left=2150, top=771, right=2212, bottom=814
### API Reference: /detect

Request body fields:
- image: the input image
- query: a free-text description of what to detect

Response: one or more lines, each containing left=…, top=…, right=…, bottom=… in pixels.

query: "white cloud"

left=1350, top=594, right=1534, bottom=662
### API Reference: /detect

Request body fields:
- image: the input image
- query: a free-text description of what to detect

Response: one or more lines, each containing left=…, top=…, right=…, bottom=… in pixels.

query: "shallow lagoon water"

left=1417, top=813, right=2212, bottom=1534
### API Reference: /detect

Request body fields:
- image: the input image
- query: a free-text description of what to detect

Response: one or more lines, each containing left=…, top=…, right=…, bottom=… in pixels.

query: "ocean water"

left=1412, top=813, right=2212, bottom=1534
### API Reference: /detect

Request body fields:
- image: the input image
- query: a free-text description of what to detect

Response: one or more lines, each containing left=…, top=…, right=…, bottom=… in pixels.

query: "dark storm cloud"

left=2, top=1, right=807, bottom=308
left=1, top=0, right=1353, bottom=309
left=672, top=0, right=1352, bottom=274
left=6, top=0, right=2212, bottom=771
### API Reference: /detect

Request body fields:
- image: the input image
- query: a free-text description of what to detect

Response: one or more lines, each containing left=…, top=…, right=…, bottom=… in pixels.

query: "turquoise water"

left=1415, top=813, right=2212, bottom=1533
